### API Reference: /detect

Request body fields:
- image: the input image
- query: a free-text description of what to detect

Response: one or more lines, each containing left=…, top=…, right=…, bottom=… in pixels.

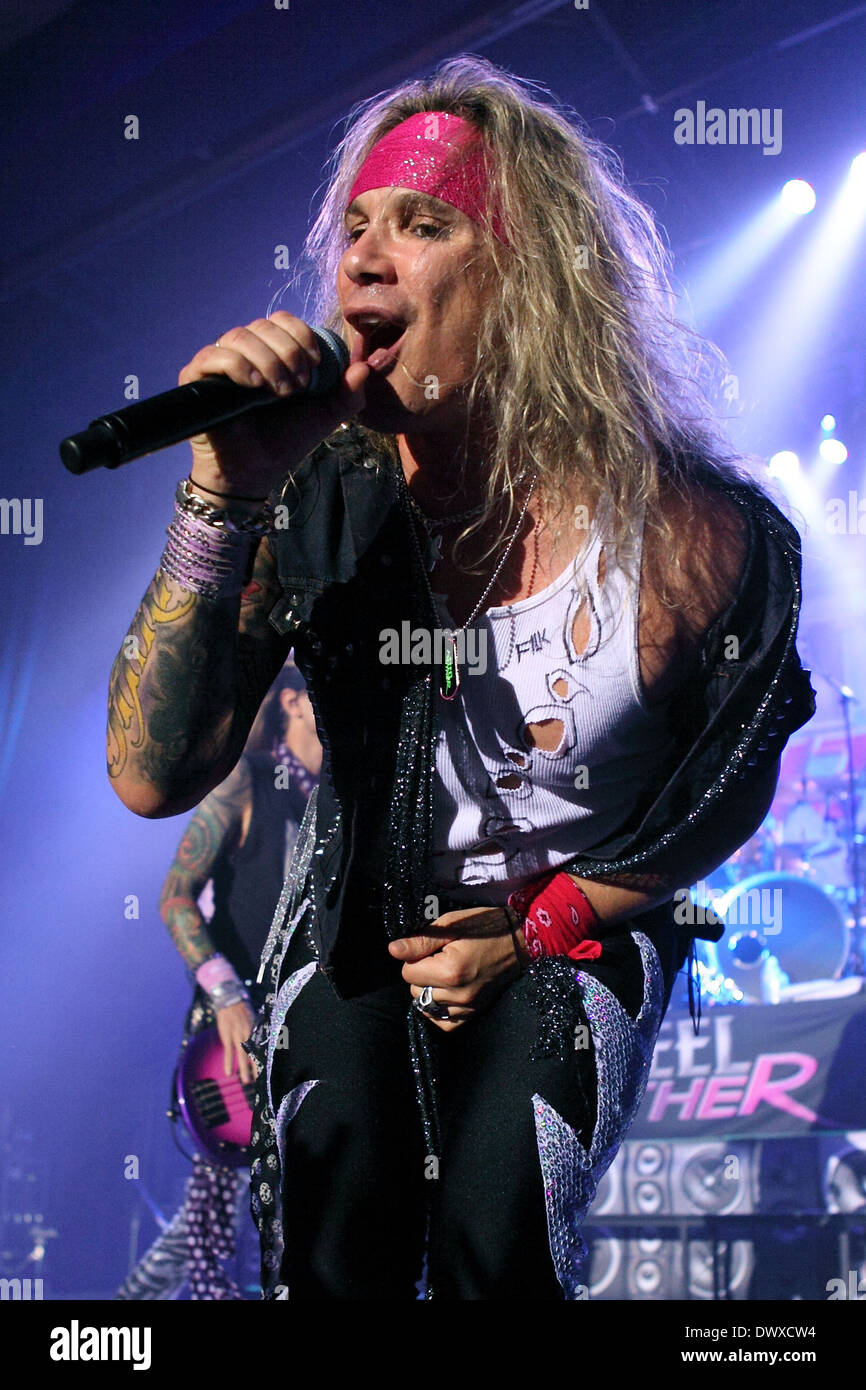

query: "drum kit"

left=692, top=768, right=865, bottom=1006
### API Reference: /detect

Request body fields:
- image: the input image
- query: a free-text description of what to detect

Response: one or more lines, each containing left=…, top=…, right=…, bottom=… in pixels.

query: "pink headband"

left=346, top=111, right=506, bottom=243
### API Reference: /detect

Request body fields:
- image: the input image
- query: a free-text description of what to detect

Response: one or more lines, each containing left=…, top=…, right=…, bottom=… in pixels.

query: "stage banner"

left=632, top=994, right=866, bottom=1139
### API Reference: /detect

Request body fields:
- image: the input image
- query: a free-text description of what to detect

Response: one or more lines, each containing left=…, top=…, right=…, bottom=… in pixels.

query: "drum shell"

left=713, top=872, right=847, bottom=1001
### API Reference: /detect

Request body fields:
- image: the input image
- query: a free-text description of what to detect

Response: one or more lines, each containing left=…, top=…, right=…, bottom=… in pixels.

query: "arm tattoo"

left=159, top=758, right=252, bottom=971
left=237, top=536, right=292, bottom=719
left=107, top=573, right=197, bottom=782
left=107, top=536, right=289, bottom=807
left=238, top=534, right=284, bottom=643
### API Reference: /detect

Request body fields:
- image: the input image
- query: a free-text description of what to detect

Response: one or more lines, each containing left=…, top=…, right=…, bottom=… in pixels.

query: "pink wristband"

left=508, top=871, right=602, bottom=963
left=195, top=954, right=241, bottom=993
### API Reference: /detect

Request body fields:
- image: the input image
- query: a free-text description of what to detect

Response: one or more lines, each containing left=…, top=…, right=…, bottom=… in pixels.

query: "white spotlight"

left=850, top=153, right=866, bottom=185
left=820, top=414, right=837, bottom=432
left=768, top=450, right=800, bottom=481
left=819, top=437, right=848, bottom=465
left=781, top=179, right=816, bottom=215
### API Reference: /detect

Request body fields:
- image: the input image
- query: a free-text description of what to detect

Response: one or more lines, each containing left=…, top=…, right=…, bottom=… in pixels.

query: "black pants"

left=270, top=915, right=687, bottom=1300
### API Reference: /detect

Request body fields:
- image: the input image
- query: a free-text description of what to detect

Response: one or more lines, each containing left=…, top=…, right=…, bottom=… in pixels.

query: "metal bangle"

left=209, top=979, right=252, bottom=1010
left=177, top=478, right=274, bottom=535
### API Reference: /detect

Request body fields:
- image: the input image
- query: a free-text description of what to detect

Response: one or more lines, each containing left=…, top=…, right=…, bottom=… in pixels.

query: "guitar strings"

left=189, top=1076, right=256, bottom=1126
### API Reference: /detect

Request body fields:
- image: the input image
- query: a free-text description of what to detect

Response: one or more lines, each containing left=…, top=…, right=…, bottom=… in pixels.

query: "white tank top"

left=430, top=497, right=675, bottom=904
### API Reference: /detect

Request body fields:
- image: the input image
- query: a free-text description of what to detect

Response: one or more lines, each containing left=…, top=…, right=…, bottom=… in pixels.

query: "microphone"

left=59, top=327, right=349, bottom=475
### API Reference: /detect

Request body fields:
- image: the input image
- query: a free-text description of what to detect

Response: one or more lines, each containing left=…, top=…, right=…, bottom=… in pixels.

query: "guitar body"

left=174, top=1026, right=256, bottom=1168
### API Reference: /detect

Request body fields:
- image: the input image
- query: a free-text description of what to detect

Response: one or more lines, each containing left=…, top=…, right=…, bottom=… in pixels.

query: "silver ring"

left=413, top=986, right=450, bottom=1021
left=215, top=338, right=222, bottom=347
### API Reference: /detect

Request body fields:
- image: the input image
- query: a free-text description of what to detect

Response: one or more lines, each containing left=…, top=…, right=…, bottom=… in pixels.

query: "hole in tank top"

left=524, top=717, right=565, bottom=753
left=472, top=839, right=506, bottom=856
left=495, top=773, right=525, bottom=790
left=571, top=595, right=593, bottom=656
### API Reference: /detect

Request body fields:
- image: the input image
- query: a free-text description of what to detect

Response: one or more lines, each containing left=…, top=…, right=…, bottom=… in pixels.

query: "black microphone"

left=59, top=327, right=349, bottom=475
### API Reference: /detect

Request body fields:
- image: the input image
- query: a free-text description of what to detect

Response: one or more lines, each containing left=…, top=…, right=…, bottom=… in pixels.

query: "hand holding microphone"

left=60, top=312, right=378, bottom=500
left=178, top=312, right=369, bottom=503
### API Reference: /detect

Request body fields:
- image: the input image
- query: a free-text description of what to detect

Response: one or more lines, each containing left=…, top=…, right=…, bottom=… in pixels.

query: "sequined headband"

left=346, top=111, right=506, bottom=243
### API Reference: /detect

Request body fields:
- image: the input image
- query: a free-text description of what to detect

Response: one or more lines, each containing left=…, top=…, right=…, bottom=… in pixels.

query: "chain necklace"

left=399, top=469, right=538, bottom=700
left=405, top=492, right=486, bottom=532
left=404, top=465, right=532, bottom=536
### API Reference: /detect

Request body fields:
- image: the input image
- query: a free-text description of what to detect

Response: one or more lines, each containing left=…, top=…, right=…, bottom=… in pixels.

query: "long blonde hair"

left=299, top=54, right=762, bottom=602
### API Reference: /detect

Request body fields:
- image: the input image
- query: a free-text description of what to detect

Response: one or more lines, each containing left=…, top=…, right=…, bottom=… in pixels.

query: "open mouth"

left=349, top=315, right=408, bottom=362
left=366, top=320, right=405, bottom=352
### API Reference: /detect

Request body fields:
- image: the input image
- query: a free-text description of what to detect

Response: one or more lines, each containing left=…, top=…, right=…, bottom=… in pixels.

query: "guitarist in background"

left=115, top=660, right=320, bottom=1300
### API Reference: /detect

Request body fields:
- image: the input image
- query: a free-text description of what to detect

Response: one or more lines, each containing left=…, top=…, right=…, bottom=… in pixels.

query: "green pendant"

left=440, top=630, right=461, bottom=700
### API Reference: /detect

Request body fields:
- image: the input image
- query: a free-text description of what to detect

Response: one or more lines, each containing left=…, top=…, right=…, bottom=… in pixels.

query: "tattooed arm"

left=158, top=757, right=251, bottom=971
left=161, top=757, right=259, bottom=1082
left=108, top=306, right=374, bottom=818
left=107, top=534, right=290, bottom=818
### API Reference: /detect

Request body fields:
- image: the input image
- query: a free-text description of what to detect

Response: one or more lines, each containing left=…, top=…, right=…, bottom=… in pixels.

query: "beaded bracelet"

left=157, top=479, right=274, bottom=600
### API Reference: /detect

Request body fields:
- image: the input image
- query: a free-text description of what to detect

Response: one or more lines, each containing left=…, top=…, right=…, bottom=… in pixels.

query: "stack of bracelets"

left=505, top=871, right=602, bottom=963
left=158, top=477, right=274, bottom=601
left=195, top=954, right=251, bottom=1011
left=162, top=478, right=269, bottom=1012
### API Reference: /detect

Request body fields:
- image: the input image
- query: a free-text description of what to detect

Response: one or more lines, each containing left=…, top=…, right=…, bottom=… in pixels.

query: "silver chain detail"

left=400, top=468, right=538, bottom=638
left=177, top=477, right=274, bottom=536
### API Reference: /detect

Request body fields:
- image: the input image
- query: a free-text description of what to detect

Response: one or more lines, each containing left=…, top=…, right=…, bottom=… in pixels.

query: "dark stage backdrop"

left=1, top=0, right=865, bottom=1297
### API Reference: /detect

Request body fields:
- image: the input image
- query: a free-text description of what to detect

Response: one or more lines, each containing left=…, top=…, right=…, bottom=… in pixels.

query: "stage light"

left=768, top=450, right=800, bottom=481
left=821, top=414, right=837, bottom=432
left=781, top=179, right=816, bottom=215
left=850, top=153, right=866, bottom=185
left=738, top=167, right=866, bottom=432
left=683, top=195, right=805, bottom=328
left=819, top=437, right=848, bottom=464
